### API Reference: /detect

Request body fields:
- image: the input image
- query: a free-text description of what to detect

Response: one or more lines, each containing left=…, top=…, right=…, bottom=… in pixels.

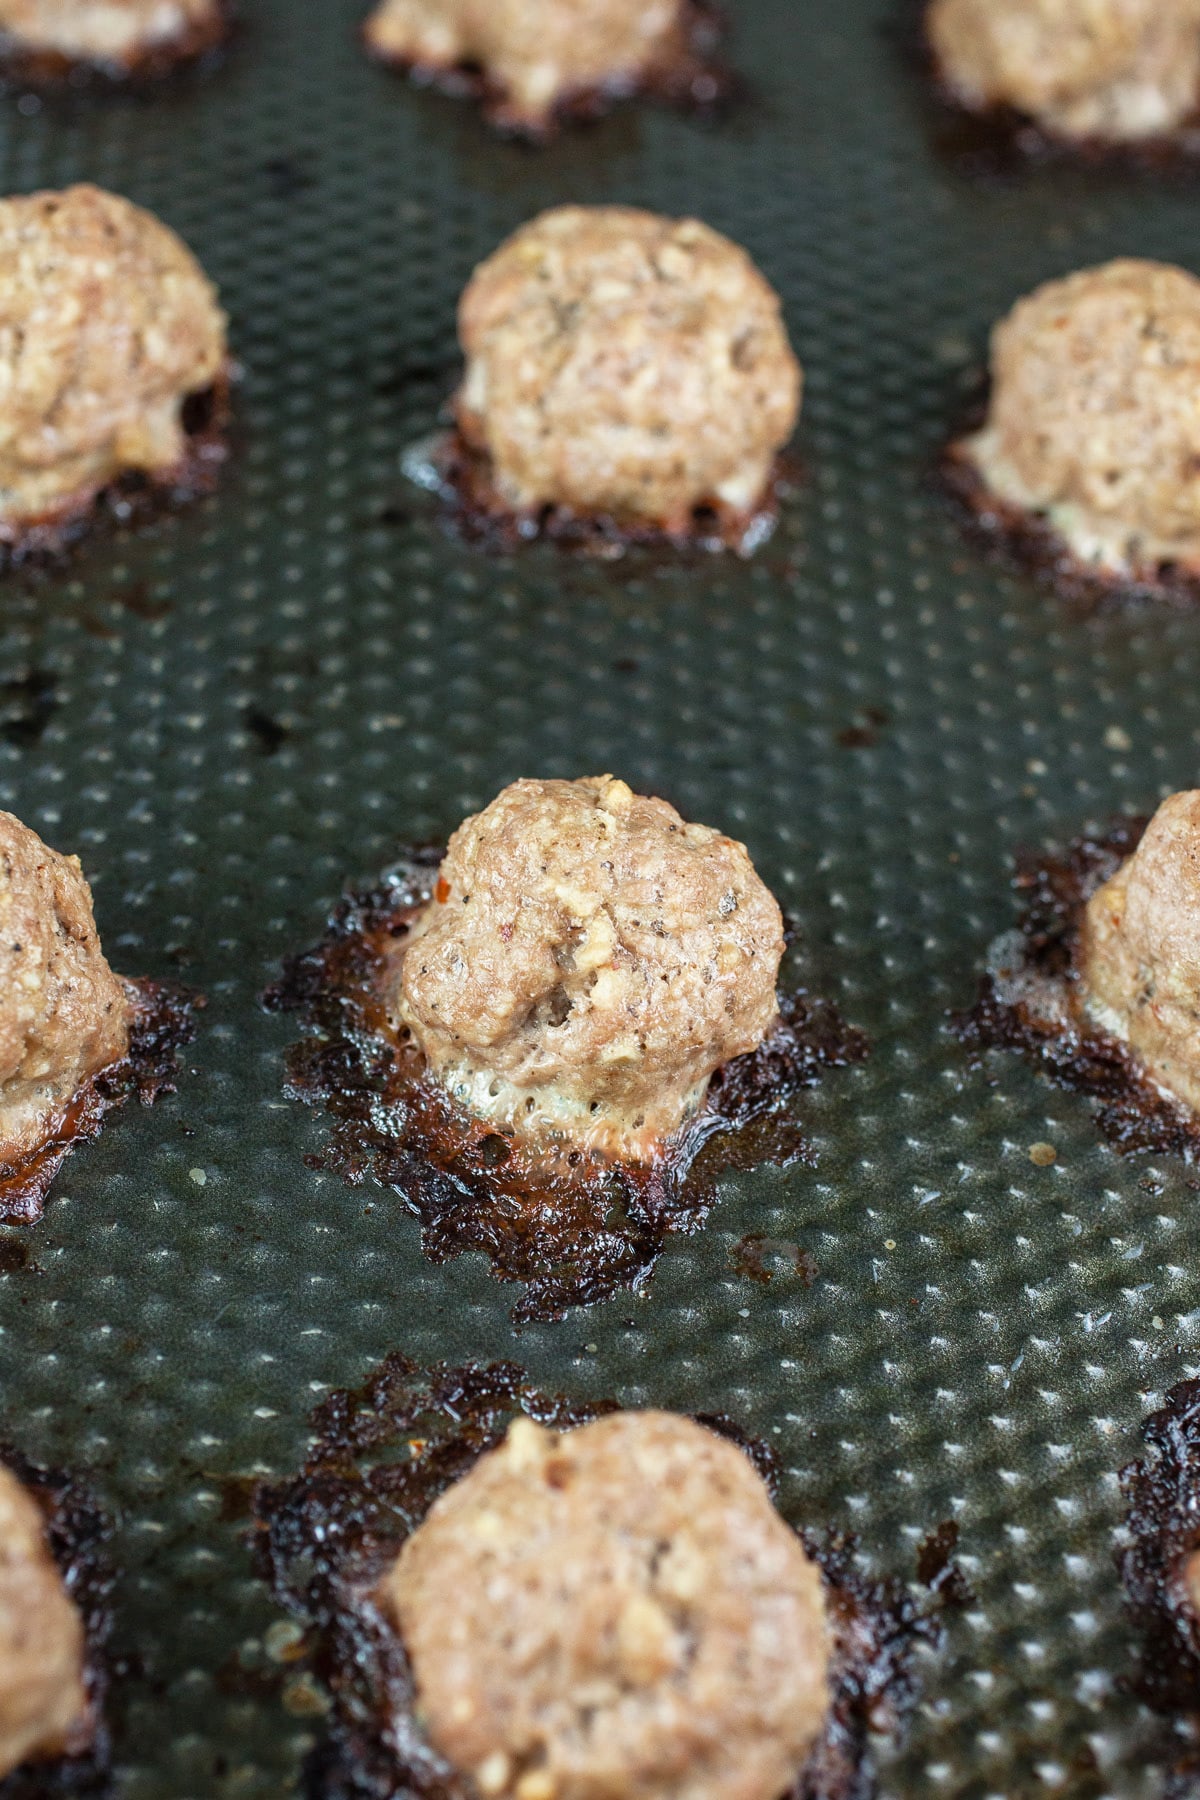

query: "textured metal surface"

left=2, top=2, right=1200, bottom=1795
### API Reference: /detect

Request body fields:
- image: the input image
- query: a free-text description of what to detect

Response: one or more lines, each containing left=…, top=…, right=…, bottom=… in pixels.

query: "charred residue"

left=250, top=1355, right=942, bottom=1800
left=952, top=816, right=1200, bottom=1158
left=264, top=853, right=868, bottom=1323
left=0, top=668, right=60, bottom=749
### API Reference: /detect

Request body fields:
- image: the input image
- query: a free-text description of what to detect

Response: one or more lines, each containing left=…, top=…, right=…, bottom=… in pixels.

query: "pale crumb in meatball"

left=1080, top=791, right=1200, bottom=1113
left=364, top=0, right=690, bottom=131
left=0, top=1462, right=88, bottom=1777
left=0, top=184, right=226, bottom=535
left=961, top=260, right=1200, bottom=580
left=0, top=0, right=221, bottom=66
left=454, top=207, right=801, bottom=533
left=392, top=776, right=785, bottom=1157
left=0, top=810, right=130, bottom=1167
left=927, top=0, right=1200, bottom=142
left=380, top=1411, right=830, bottom=1800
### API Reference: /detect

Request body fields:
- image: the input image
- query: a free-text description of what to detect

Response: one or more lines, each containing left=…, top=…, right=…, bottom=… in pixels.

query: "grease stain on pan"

left=250, top=1354, right=944, bottom=1800
left=952, top=815, right=1200, bottom=1160
left=264, top=853, right=868, bottom=1323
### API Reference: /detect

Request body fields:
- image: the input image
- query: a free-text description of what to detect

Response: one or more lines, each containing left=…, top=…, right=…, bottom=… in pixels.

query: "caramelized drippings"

left=0, top=976, right=200, bottom=1226
left=250, top=1355, right=943, bottom=1800
left=264, top=853, right=868, bottom=1322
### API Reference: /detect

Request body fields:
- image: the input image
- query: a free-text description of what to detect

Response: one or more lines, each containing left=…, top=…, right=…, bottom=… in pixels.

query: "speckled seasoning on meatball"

left=421, top=206, right=800, bottom=554
left=0, top=185, right=228, bottom=556
left=363, top=0, right=728, bottom=138
left=926, top=0, right=1200, bottom=147
left=395, top=776, right=785, bottom=1158
left=0, top=808, right=197, bottom=1222
left=955, top=793, right=1200, bottom=1158
left=252, top=1360, right=940, bottom=1800
left=945, top=260, right=1200, bottom=603
left=0, top=1448, right=111, bottom=1790
left=265, top=777, right=867, bottom=1320
left=0, top=0, right=230, bottom=82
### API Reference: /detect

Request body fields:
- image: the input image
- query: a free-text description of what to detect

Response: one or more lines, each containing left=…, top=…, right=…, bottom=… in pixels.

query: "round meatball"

left=1080, top=790, right=1200, bottom=1112
left=454, top=207, right=801, bottom=531
left=380, top=1411, right=830, bottom=1800
left=0, top=0, right=222, bottom=67
left=0, top=184, right=226, bottom=534
left=364, top=0, right=688, bottom=131
left=0, top=811, right=130, bottom=1166
left=393, top=776, right=785, bottom=1156
left=962, top=260, right=1200, bottom=579
left=927, top=0, right=1200, bottom=142
left=0, top=1463, right=88, bottom=1777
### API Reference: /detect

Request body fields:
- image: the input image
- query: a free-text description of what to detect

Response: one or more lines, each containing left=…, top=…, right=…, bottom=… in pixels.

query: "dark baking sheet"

left=1, top=0, right=1200, bottom=1794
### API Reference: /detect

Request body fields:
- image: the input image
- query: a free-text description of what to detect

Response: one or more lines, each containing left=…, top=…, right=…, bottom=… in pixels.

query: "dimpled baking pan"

left=3, top=0, right=1200, bottom=1794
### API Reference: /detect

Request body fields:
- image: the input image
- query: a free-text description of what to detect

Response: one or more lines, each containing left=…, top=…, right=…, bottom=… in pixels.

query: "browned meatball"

left=364, top=0, right=690, bottom=131
left=1080, top=791, right=1200, bottom=1113
left=392, top=776, right=785, bottom=1156
left=0, top=810, right=130, bottom=1165
left=0, top=1462, right=88, bottom=1777
left=927, top=0, right=1200, bottom=142
left=454, top=207, right=801, bottom=533
left=0, top=185, right=226, bottom=535
left=380, top=1411, right=830, bottom=1800
left=0, top=0, right=222, bottom=66
left=960, top=260, right=1200, bottom=580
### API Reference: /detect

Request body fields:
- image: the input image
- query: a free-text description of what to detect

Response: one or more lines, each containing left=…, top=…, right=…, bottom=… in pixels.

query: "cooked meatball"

left=1080, top=790, right=1200, bottom=1112
left=0, top=184, right=226, bottom=534
left=0, top=1463, right=88, bottom=1777
left=0, top=810, right=130, bottom=1166
left=927, top=0, right=1200, bottom=142
left=0, top=0, right=221, bottom=66
left=961, top=260, right=1200, bottom=579
left=380, top=1411, right=830, bottom=1800
left=364, top=0, right=689, bottom=131
left=454, top=207, right=801, bottom=532
left=392, top=776, right=785, bottom=1156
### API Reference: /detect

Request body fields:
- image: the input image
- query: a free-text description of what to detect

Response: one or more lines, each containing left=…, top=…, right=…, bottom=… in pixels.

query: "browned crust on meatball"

left=951, top=812, right=1200, bottom=1158
left=0, top=1, right=232, bottom=89
left=263, top=850, right=868, bottom=1323
left=362, top=0, right=731, bottom=141
left=250, top=1357, right=941, bottom=1800
left=0, top=1446, right=113, bottom=1798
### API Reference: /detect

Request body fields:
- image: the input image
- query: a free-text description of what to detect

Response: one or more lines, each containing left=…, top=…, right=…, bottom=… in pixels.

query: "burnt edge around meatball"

left=0, top=3, right=234, bottom=94
left=0, top=1445, right=114, bottom=1798
left=0, top=976, right=201, bottom=1227
left=1118, top=1378, right=1200, bottom=1794
left=248, top=1353, right=945, bottom=1800
left=362, top=0, right=735, bottom=142
left=938, top=420, right=1200, bottom=615
left=261, top=852, right=868, bottom=1325
left=0, top=367, right=232, bottom=571
left=402, top=425, right=796, bottom=560
left=899, top=0, right=1200, bottom=177
left=950, top=814, right=1200, bottom=1158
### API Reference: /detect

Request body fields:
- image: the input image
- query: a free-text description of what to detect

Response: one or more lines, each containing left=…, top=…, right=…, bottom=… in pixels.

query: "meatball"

left=0, top=810, right=130, bottom=1166
left=960, top=259, right=1200, bottom=580
left=392, top=776, right=785, bottom=1156
left=380, top=1411, right=830, bottom=1800
left=926, top=0, right=1200, bottom=142
left=454, top=207, right=801, bottom=533
left=0, top=0, right=223, bottom=68
left=0, top=184, right=226, bottom=535
left=0, top=1462, right=88, bottom=1777
left=1080, top=790, right=1200, bottom=1113
left=364, top=0, right=690, bottom=132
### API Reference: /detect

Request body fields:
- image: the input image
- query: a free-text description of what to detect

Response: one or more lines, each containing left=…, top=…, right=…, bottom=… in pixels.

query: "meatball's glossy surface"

left=455, top=207, right=800, bottom=531
left=394, top=776, right=785, bottom=1156
left=382, top=1411, right=830, bottom=1800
